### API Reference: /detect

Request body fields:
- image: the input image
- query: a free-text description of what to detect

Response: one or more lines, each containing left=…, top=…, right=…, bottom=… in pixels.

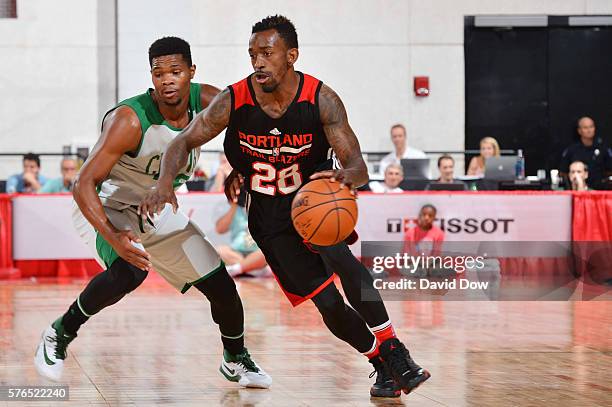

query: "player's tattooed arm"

left=312, top=84, right=369, bottom=189
left=140, top=88, right=231, bottom=217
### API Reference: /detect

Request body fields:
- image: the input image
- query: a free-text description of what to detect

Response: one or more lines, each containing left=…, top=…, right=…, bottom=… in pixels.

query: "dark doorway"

left=465, top=16, right=612, bottom=175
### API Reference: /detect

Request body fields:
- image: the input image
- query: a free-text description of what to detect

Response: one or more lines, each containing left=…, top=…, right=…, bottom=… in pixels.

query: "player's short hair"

left=437, top=154, right=454, bottom=168
left=421, top=204, right=437, bottom=214
left=148, top=36, right=192, bottom=67
left=23, top=152, right=40, bottom=167
left=570, top=160, right=588, bottom=172
left=252, top=15, right=298, bottom=49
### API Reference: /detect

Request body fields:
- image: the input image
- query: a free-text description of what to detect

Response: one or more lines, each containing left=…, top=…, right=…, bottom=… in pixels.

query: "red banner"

left=572, top=191, right=612, bottom=241
left=0, top=195, right=13, bottom=270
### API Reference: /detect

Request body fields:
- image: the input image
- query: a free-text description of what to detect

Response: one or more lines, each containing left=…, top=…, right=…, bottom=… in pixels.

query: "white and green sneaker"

left=34, top=318, right=76, bottom=382
left=219, top=348, right=272, bottom=389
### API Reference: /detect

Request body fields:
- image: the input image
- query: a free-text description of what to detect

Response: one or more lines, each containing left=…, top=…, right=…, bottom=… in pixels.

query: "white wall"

left=0, top=0, right=113, bottom=179
left=2, top=0, right=611, bottom=179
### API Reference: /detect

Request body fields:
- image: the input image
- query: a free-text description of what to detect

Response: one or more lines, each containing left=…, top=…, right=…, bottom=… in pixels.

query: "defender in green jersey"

left=34, top=37, right=271, bottom=389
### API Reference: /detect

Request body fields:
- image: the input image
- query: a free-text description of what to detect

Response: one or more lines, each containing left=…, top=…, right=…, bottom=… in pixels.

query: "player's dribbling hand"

left=310, top=169, right=358, bottom=196
left=109, top=229, right=152, bottom=271
left=138, top=185, right=178, bottom=219
left=224, top=169, right=244, bottom=203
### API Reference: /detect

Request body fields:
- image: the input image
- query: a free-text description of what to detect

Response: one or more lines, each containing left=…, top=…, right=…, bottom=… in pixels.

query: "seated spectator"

left=560, top=116, right=612, bottom=189
left=404, top=204, right=445, bottom=257
left=39, top=157, right=78, bottom=193
left=215, top=190, right=268, bottom=277
left=379, top=124, right=426, bottom=174
left=568, top=161, right=591, bottom=191
left=467, top=137, right=500, bottom=176
left=369, top=163, right=404, bottom=193
left=426, top=155, right=467, bottom=190
left=208, top=153, right=233, bottom=192
left=6, top=153, right=48, bottom=193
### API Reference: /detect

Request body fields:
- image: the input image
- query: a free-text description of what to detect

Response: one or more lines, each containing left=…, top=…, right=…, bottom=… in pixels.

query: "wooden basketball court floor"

left=0, top=276, right=610, bottom=407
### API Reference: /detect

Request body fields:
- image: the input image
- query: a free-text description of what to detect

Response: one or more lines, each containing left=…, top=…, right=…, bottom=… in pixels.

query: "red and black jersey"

left=224, top=72, right=332, bottom=239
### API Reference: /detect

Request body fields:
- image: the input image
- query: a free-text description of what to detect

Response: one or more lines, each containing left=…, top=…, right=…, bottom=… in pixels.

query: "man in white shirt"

left=379, top=124, right=426, bottom=174
left=369, top=163, right=404, bottom=193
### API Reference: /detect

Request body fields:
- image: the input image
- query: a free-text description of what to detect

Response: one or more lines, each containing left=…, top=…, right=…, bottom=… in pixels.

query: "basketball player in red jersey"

left=140, top=16, right=430, bottom=398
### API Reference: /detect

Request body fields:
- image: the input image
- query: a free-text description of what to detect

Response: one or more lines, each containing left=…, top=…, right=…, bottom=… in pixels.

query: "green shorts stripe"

left=95, top=233, right=119, bottom=269
left=180, top=261, right=225, bottom=294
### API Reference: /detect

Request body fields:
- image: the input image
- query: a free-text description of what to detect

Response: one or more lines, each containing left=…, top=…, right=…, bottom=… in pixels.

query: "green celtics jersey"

left=98, top=83, right=203, bottom=208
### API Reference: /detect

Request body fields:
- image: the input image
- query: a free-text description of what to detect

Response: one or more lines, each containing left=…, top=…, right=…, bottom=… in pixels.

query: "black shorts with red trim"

left=252, top=227, right=335, bottom=307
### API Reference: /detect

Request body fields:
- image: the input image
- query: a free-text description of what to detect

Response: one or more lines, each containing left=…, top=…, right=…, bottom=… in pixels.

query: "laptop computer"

left=185, top=180, right=206, bottom=191
left=485, top=156, right=518, bottom=181
left=427, top=182, right=467, bottom=191
left=399, top=179, right=430, bottom=191
left=400, top=158, right=430, bottom=179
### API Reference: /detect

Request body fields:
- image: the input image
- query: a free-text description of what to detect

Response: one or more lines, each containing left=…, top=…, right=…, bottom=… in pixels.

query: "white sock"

left=226, top=263, right=243, bottom=277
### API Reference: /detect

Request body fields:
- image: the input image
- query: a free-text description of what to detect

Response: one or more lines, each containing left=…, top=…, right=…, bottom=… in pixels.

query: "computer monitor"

left=400, top=158, right=430, bottom=179
left=484, top=156, right=518, bottom=181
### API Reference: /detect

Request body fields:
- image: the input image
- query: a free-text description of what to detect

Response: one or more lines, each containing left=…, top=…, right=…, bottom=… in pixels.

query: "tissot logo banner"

left=386, top=217, right=515, bottom=234
left=13, top=193, right=572, bottom=260
left=356, top=194, right=571, bottom=243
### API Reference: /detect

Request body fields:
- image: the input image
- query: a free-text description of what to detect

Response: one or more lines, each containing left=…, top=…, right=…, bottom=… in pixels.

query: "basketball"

left=291, top=179, right=358, bottom=246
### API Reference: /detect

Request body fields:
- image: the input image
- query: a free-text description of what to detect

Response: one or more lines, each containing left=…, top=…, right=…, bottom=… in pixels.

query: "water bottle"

left=515, top=149, right=525, bottom=180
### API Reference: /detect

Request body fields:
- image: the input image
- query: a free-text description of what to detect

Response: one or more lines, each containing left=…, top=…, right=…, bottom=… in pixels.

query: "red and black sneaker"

left=369, top=357, right=401, bottom=398
left=379, top=338, right=431, bottom=394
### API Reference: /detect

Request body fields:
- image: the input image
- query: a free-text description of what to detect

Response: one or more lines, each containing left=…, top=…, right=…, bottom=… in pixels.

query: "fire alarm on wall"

left=414, top=76, right=429, bottom=97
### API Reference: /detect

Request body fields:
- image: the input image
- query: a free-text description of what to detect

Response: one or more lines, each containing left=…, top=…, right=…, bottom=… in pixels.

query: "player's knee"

left=312, top=284, right=347, bottom=321
left=128, top=267, right=148, bottom=292
left=194, top=267, right=238, bottom=303
left=107, top=258, right=147, bottom=293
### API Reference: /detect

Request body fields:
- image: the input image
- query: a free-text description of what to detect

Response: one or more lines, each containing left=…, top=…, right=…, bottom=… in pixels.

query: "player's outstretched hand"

left=224, top=169, right=244, bottom=203
left=139, top=185, right=178, bottom=219
left=310, top=169, right=357, bottom=196
left=109, top=229, right=152, bottom=271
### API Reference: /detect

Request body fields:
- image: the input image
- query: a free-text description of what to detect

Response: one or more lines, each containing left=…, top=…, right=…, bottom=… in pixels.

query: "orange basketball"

left=291, top=179, right=358, bottom=246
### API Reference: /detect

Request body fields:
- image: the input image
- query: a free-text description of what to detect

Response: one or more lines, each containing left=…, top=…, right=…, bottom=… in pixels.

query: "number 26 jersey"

left=224, top=72, right=332, bottom=239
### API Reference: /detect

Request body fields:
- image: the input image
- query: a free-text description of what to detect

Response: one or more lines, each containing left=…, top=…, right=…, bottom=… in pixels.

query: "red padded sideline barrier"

left=13, top=259, right=102, bottom=279
left=572, top=191, right=612, bottom=241
left=0, top=195, right=13, bottom=271
left=571, top=192, right=612, bottom=284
